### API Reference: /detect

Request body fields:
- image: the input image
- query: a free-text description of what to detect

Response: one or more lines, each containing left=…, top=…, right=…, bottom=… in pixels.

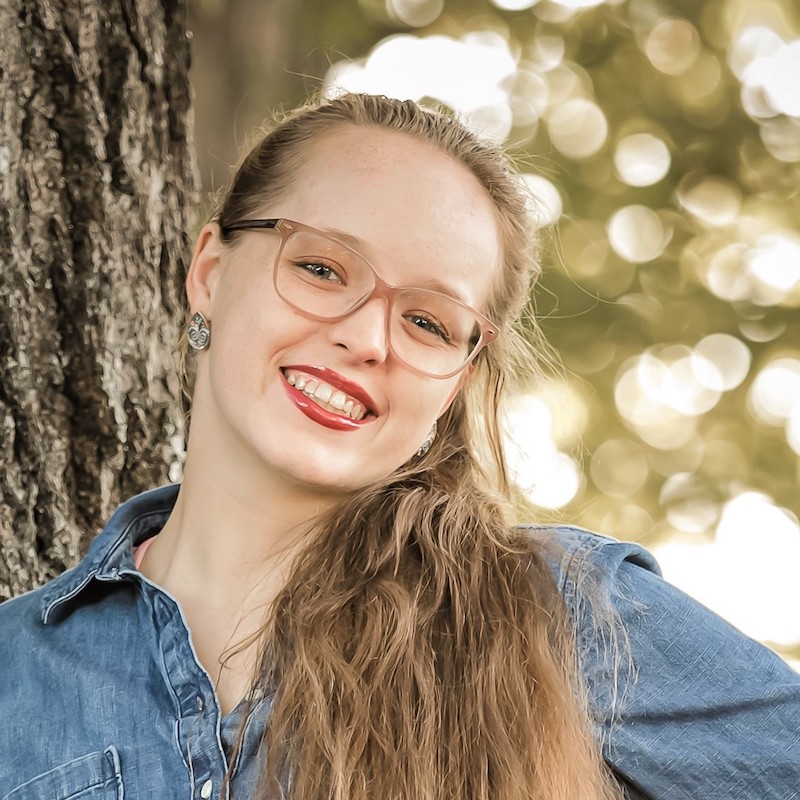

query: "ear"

left=436, top=365, right=474, bottom=418
left=186, top=222, right=225, bottom=316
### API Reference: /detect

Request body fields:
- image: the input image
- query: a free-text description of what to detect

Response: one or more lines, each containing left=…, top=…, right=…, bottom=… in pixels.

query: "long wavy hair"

left=192, top=94, right=623, bottom=800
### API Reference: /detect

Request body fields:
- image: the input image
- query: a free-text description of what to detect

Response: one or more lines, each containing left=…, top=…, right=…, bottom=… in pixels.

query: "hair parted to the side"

left=197, top=93, right=624, bottom=800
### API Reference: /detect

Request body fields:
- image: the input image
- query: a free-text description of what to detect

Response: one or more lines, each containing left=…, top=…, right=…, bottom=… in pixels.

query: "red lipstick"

left=280, top=366, right=377, bottom=432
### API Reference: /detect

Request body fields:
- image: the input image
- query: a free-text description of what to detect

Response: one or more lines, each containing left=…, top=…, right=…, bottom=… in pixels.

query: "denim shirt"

left=1, top=484, right=798, bottom=799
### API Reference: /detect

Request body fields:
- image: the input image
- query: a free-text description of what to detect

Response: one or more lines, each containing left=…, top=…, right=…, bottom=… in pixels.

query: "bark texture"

left=0, top=0, right=196, bottom=598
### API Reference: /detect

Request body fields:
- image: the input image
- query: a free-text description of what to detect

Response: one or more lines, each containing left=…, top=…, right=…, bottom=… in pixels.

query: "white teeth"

left=330, top=390, right=347, bottom=410
left=283, top=370, right=369, bottom=421
left=315, top=383, right=333, bottom=403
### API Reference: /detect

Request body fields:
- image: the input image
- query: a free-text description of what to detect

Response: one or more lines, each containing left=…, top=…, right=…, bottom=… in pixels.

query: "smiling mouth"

left=281, top=369, right=371, bottom=421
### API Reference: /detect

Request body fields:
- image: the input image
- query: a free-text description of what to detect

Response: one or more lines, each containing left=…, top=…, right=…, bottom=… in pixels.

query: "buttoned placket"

left=33, top=486, right=271, bottom=797
left=135, top=573, right=232, bottom=800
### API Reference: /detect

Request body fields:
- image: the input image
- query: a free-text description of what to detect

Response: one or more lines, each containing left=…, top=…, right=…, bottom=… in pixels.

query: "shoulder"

left=522, top=524, right=662, bottom=612
left=0, top=574, right=61, bottom=637
left=0, top=484, right=179, bottom=668
left=0, top=565, right=83, bottom=677
left=524, top=522, right=795, bottom=691
left=524, top=524, right=800, bottom=800
left=0, top=585, right=38, bottom=645
left=544, top=525, right=661, bottom=574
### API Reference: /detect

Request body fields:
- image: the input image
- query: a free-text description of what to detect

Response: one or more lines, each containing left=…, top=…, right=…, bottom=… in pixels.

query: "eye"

left=405, top=313, right=450, bottom=342
left=292, top=260, right=345, bottom=284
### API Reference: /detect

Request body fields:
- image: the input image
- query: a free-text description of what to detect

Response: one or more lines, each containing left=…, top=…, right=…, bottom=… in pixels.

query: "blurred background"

left=187, top=0, right=800, bottom=664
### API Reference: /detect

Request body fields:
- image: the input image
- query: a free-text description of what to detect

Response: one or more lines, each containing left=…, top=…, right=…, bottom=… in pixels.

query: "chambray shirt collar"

left=39, top=483, right=180, bottom=624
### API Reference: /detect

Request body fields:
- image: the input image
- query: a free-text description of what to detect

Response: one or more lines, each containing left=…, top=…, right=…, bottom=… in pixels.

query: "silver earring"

left=416, top=422, right=437, bottom=457
left=188, top=311, right=211, bottom=351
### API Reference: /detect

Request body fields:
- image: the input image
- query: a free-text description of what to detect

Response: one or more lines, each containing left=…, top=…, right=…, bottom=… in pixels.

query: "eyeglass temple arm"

left=219, top=218, right=280, bottom=234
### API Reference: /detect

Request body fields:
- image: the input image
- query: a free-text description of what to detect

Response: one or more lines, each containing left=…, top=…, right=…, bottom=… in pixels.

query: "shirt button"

left=200, top=779, right=213, bottom=799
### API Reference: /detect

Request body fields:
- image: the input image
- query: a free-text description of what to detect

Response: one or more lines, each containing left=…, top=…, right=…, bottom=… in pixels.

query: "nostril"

left=328, top=307, right=391, bottom=361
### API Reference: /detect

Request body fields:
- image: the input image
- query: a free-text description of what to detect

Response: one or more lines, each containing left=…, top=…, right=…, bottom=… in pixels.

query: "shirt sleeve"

left=553, top=529, right=800, bottom=800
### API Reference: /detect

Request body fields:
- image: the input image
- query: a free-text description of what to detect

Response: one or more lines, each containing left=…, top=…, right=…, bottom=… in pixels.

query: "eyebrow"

left=319, top=225, right=472, bottom=306
left=320, top=225, right=364, bottom=248
left=414, top=277, right=471, bottom=305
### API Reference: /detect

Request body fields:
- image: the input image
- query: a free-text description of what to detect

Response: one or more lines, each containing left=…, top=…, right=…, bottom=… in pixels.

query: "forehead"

left=263, top=126, right=503, bottom=309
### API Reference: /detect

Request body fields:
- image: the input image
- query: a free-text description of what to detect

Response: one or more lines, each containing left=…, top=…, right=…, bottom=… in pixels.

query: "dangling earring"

left=187, top=311, right=211, bottom=351
left=416, top=421, right=437, bottom=457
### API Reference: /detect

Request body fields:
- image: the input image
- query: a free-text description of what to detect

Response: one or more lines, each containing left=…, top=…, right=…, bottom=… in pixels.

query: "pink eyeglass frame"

left=219, top=217, right=499, bottom=379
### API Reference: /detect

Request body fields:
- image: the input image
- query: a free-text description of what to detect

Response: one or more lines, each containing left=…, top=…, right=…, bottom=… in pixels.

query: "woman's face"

left=187, top=125, right=503, bottom=496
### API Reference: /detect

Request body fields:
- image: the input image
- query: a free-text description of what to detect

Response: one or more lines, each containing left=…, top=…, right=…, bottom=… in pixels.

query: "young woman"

left=1, top=94, right=798, bottom=800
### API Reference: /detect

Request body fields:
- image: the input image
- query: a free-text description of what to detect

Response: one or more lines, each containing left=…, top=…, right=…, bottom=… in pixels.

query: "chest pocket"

left=2, top=747, right=123, bottom=800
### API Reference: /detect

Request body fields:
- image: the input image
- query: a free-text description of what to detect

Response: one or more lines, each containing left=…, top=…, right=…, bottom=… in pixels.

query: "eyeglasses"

left=220, top=218, right=498, bottom=379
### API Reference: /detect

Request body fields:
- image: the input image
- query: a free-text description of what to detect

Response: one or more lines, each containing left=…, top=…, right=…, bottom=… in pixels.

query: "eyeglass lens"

left=274, top=229, right=482, bottom=377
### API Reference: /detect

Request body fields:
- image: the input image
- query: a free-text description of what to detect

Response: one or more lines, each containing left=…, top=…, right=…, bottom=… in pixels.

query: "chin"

left=291, top=461, right=399, bottom=498
left=277, top=459, right=365, bottom=495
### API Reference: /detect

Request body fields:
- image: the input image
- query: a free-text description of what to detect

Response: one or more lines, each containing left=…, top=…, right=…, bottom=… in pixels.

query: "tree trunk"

left=0, top=0, right=196, bottom=599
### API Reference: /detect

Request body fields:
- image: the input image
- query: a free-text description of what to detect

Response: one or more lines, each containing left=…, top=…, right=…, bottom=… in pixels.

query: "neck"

left=137, top=405, right=355, bottom=713
left=140, top=430, right=344, bottom=618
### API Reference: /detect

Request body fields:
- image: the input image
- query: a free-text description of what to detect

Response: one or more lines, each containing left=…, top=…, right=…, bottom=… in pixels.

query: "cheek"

left=205, top=317, right=278, bottom=402
left=213, top=276, right=294, bottom=357
left=391, top=377, right=458, bottom=427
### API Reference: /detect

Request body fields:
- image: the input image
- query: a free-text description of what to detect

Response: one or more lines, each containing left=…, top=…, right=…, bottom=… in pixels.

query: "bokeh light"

left=733, top=30, right=800, bottom=118
left=386, top=0, right=444, bottom=27
left=729, top=24, right=800, bottom=168
left=607, top=205, right=668, bottom=263
left=546, top=98, right=608, bottom=159
left=503, top=394, right=582, bottom=509
left=490, top=0, right=539, bottom=10
left=553, top=0, right=608, bottom=9
left=520, top=173, right=563, bottom=226
left=530, top=35, right=565, bottom=71
left=614, top=133, right=671, bottom=187
left=654, top=493, right=800, bottom=646
left=746, top=233, right=800, bottom=305
left=694, top=232, right=800, bottom=307
left=324, top=32, right=517, bottom=139
left=511, top=68, right=549, bottom=127
left=659, top=472, right=720, bottom=534
left=748, top=357, right=800, bottom=426
left=759, top=117, right=800, bottom=163
left=693, top=334, right=751, bottom=390
left=645, top=18, right=701, bottom=75
left=678, top=175, right=742, bottom=226
left=559, top=220, right=609, bottom=278
left=787, top=405, right=800, bottom=456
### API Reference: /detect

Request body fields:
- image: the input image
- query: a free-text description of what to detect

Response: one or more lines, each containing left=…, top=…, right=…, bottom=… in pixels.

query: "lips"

left=282, top=370, right=365, bottom=420
left=280, top=365, right=378, bottom=431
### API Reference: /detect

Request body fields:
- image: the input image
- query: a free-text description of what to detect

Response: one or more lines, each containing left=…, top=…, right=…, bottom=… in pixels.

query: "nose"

left=328, top=296, right=390, bottom=366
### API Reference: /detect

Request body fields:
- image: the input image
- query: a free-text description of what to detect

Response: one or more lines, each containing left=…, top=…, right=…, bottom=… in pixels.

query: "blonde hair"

left=194, top=94, right=623, bottom=800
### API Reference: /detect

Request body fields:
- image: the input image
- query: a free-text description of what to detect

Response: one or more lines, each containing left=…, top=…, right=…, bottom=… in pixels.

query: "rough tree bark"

left=0, top=0, right=197, bottom=598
